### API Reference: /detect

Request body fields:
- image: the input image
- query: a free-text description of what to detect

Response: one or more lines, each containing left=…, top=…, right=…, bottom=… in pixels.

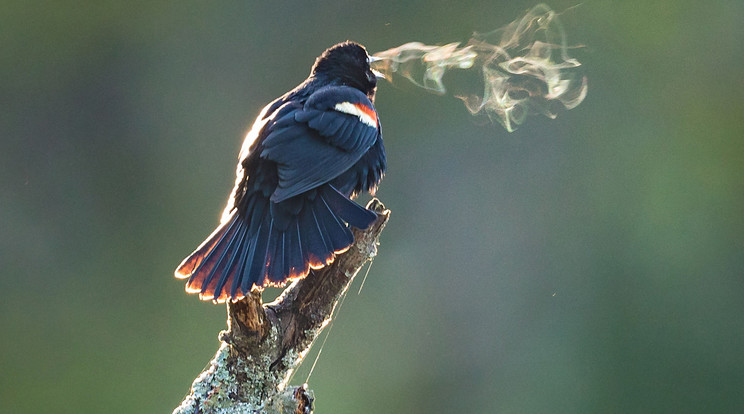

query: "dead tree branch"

left=173, top=199, right=390, bottom=414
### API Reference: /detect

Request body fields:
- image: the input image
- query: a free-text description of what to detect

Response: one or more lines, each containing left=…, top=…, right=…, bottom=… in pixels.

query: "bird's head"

left=311, top=41, right=381, bottom=100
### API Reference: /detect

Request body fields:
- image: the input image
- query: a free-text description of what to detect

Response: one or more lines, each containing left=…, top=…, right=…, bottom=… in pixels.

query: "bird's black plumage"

left=175, top=42, right=386, bottom=302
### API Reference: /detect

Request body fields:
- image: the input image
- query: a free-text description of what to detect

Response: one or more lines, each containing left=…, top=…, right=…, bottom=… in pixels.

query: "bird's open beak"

left=367, top=55, right=386, bottom=79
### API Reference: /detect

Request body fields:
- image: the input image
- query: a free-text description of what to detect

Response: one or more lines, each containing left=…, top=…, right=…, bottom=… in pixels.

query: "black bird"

left=175, top=41, right=386, bottom=302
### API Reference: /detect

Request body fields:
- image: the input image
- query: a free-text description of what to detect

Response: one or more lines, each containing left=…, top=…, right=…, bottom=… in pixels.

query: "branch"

left=173, top=199, right=390, bottom=414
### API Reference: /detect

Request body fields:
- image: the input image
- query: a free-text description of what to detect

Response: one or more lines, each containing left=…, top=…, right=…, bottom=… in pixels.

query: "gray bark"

left=173, top=199, right=390, bottom=414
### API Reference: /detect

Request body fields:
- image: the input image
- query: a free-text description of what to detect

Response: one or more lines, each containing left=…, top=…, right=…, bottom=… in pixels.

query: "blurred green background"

left=2, top=1, right=743, bottom=413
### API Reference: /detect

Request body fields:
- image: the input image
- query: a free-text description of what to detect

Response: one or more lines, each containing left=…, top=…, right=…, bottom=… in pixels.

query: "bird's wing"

left=260, top=85, right=381, bottom=202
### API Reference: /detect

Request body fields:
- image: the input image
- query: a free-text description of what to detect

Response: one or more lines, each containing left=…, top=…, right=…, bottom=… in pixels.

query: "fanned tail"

left=174, top=185, right=377, bottom=302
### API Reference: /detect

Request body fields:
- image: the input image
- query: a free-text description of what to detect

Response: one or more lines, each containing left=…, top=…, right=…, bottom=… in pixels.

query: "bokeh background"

left=2, top=1, right=743, bottom=413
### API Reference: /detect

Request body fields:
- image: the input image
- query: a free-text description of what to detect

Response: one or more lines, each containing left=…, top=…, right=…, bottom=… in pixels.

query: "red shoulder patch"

left=333, top=102, right=378, bottom=128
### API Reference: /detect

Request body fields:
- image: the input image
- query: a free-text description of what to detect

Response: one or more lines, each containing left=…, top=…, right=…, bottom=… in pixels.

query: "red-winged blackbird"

left=175, top=41, right=386, bottom=302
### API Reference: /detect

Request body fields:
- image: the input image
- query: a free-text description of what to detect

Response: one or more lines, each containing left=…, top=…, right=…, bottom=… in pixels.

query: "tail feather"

left=229, top=235, right=255, bottom=299
left=175, top=217, right=239, bottom=279
left=198, top=219, right=245, bottom=294
left=181, top=218, right=243, bottom=300
left=281, top=231, right=292, bottom=280
left=175, top=184, right=378, bottom=302
left=202, top=257, right=234, bottom=302
left=299, top=206, right=332, bottom=268
left=286, top=221, right=307, bottom=277
left=265, top=229, right=284, bottom=284
left=241, top=219, right=272, bottom=293
left=322, top=185, right=377, bottom=229
left=316, top=193, right=355, bottom=251
left=212, top=220, right=250, bottom=301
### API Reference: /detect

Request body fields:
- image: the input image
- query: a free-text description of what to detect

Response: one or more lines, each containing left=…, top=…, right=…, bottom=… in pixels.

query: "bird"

left=174, top=41, right=386, bottom=303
